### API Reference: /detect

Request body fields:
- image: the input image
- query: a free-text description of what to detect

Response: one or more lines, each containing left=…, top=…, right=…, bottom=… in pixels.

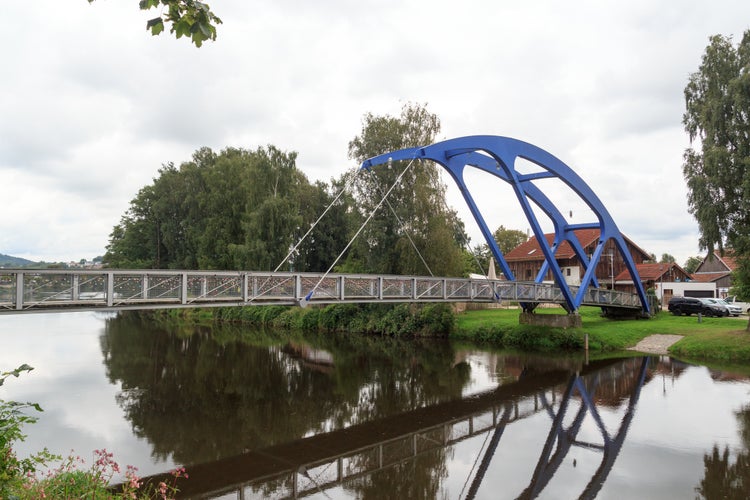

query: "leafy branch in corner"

left=87, top=0, right=222, bottom=47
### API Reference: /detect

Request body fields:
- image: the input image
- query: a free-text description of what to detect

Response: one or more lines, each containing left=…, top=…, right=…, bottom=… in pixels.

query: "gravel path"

left=628, top=334, right=684, bottom=355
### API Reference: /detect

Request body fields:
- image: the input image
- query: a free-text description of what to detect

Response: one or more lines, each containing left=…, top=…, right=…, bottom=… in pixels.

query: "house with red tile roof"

left=693, top=250, right=738, bottom=297
left=614, top=262, right=714, bottom=303
left=503, top=229, right=651, bottom=289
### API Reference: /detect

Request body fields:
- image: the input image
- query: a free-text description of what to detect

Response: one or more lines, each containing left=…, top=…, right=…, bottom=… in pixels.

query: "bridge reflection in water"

left=131, top=357, right=650, bottom=499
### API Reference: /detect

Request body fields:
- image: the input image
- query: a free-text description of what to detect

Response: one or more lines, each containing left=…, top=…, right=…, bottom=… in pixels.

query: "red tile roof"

left=504, top=229, right=650, bottom=262
left=504, top=229, right=600, bottom=262
left=691, top=271, right=731, bottom=283
left=714, top=250, right=739, bottom=271
left=614, top=263, right=687, bottom=281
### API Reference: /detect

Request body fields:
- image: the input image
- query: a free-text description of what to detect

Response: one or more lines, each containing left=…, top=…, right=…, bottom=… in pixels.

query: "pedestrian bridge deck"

left=0, top=269, right=642, bottom=314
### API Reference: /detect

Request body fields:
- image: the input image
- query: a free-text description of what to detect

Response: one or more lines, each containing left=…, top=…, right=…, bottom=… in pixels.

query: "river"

left=1, top=311, right=749, bottom=499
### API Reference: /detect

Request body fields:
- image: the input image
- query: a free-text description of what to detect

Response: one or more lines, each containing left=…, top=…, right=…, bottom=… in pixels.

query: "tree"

left=104, top=145, right=346, bottom=271
left=684, top=256, right=703, bottom=274
left=493, top=225, right=528, bottom=255
left=87, top=0, right=222, bottom=47
left=345, top=103, right=466, bottom=277
left=683, top=31, right=750, bottom=328
left=659, top=253, right=676, bottom=264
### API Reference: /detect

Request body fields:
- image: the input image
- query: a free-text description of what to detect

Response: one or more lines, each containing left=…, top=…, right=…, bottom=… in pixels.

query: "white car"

left=725, top=296, right=750, bottom=315
left=704, top=298, right=741, bottom=316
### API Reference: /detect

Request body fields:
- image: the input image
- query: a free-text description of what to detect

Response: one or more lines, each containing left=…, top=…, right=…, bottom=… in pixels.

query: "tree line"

left=104, top=104, right=496, bottom=277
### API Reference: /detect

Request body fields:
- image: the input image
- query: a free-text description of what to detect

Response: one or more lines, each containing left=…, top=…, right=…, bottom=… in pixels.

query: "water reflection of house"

left=282, top=342, right=335, bottom=374
left=587, top=358, right=656, bottom=407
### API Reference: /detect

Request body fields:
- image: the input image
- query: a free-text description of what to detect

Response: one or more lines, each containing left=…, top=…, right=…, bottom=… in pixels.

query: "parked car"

left=725, top=296, right=750, bottom=315
left=667, top=297, right=726, bottom=317
left=701, top=297, right=741, bottom=316
left=704, top=298, right=742, bottom=316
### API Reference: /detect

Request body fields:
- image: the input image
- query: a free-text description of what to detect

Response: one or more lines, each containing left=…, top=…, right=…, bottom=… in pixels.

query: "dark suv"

left=668, top=297, right=726, bottom=317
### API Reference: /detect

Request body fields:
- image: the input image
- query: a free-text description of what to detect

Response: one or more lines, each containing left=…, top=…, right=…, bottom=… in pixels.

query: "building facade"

left=503, top=229, right=651, bottom=289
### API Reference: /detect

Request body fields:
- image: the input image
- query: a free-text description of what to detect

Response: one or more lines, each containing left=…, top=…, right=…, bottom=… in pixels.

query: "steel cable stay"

left=366, top=163, right=434, bottom=277
left=300, top=156, right=418, bottom=306
left=458, top=410, right=498, bottom=500
left=241, top=167, right=360, bottom=305
left=273, top=166, right=360, bottom=273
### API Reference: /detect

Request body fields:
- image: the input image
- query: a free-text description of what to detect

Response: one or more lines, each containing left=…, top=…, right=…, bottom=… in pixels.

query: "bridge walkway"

left=0, top=269, right=643, bottom=314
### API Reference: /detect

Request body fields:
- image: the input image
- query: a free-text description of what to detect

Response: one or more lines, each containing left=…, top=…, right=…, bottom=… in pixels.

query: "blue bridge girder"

left=361, top=135, right=651, bottom=315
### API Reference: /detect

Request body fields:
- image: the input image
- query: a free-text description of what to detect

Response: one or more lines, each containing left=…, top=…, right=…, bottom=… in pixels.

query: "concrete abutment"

left=519, top=311, right=583, bottom=328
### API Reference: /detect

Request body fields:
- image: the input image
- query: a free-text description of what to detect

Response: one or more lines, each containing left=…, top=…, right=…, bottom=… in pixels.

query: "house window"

left=566, top=268, right=571, bottom=276
left=526, top=269, right=533, bottom=279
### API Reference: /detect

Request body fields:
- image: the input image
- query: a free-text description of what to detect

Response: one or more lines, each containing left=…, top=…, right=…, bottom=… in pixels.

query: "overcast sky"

left=2, top=1, right=749, bottom=266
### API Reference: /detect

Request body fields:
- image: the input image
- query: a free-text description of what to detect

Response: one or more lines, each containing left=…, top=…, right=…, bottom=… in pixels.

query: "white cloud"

left=2, top=0, right=749, bottom=263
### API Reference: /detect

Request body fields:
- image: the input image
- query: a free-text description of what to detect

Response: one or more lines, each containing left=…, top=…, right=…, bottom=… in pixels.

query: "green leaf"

left=147, top=18, right=165, bottom=36
left=173, top=19, right=191, bottom=39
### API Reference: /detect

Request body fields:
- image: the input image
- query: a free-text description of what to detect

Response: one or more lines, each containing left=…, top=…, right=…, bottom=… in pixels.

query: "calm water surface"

left=1, top=311, right=749, bottom=499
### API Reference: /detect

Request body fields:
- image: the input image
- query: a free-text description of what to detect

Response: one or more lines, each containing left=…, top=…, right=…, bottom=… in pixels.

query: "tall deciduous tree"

left=87, top=0, right=222, bottom=47
left=105, top=146, right=346, bottom=271
left=659, top=253, right=676, bottom=264
left=683, top=31, right=750, bottom=320
left=494, top=225, right=528, bottom=255
left=345, top=103, right=465, bottom=277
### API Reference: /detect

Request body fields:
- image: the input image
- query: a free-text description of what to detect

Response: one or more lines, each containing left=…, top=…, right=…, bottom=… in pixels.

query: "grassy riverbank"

left=150, top=302, right=750, bottom=363
left=453, top=306, right=750, bottom=362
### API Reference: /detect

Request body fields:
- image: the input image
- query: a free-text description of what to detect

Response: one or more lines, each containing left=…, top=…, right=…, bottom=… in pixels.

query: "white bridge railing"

left=0, top=269, right=643, bottom=314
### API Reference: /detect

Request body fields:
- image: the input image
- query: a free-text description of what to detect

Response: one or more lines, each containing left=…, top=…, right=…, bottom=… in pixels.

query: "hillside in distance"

left=0, top=253, right=38, bottom=267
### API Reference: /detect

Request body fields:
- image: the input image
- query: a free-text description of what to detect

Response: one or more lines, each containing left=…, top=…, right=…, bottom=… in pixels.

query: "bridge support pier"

left=519, top=312, right=582, bottom=329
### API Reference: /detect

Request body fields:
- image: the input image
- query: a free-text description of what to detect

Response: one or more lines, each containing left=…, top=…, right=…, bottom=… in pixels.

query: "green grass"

left=454, top=306, right=750, bottom=362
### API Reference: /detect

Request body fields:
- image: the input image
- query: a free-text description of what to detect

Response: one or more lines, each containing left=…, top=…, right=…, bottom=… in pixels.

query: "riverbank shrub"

left=210, top=303, right=456, bottom=337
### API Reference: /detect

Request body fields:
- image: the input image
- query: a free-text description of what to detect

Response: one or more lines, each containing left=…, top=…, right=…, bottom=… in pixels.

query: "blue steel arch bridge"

left=0, top=136, right=650, bottom=318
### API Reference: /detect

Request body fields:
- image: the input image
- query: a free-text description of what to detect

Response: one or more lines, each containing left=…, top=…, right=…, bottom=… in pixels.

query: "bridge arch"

left=361, top=135, right=650, bottom=315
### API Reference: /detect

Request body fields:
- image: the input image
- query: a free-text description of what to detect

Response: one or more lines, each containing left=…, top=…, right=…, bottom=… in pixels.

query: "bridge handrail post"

left=15, top=271, right=23, bottom=310
left=378, top=277, right=383, bottom=300
left=442, top=278, right=447, bottom=300
left=181, top=273, right=188, bottom=305
left=412, top=278, right=417, bottom=301
left=72, top=274, right=80, bottom=301
left=142, top=274, right=149, bottom=300
left=295, top=274, right=302, bottom=302
left=106, top=272, right=114, bottom=307
left=242, top=273, right=249, bottom=302
left=340, top=275, right=345, bottom=301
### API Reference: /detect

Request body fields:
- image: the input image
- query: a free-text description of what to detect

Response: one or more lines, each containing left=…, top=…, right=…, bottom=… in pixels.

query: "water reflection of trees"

left=99, top=312, right=472, bottom=467
left=696, top=402, right=750, bottom=499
